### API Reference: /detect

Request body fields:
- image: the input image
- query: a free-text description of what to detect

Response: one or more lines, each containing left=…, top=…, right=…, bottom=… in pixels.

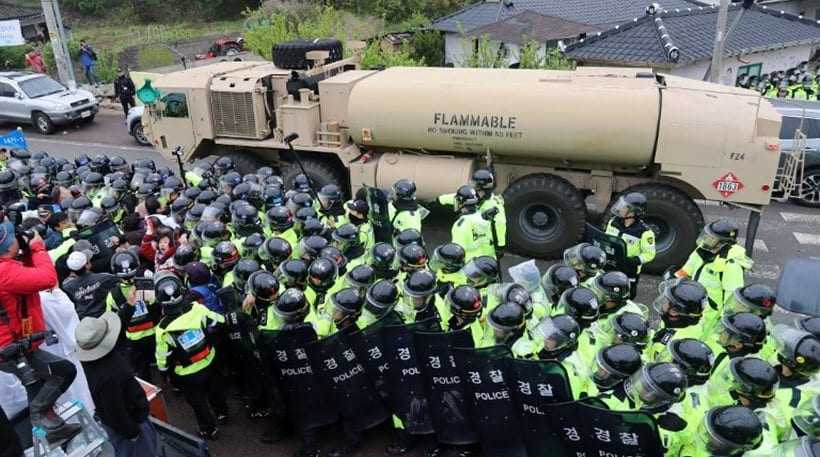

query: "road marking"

left=748, top=262, right=781, bottom=281
left=736, top=238, right=769, bottom=253
left=781, top=212, right=820, bottom=224
left=27, top=137, right=147, bottom=153
left=794, top=232, right=820, bottom=245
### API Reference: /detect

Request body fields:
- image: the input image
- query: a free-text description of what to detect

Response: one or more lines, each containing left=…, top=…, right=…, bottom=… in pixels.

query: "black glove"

left=481, top=207, right=499, bottom=222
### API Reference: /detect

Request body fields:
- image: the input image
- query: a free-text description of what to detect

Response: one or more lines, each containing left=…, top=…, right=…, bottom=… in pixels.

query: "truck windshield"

left=19, top=76, right=66, bottom=98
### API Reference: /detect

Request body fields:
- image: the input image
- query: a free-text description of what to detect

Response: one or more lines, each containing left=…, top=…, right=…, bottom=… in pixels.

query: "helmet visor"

left=792, top=397, right=820, bottom=438
left=610, top=196, right=635, bottom=218
left=697, top=230, right=724, bottom=252
left=696, top=410, right=762, bottom=455
left=624, top=366, right=683, bottom=410
left=533, top=318, right=577, bottom=354
left=592, top=350, right=632, bottom=389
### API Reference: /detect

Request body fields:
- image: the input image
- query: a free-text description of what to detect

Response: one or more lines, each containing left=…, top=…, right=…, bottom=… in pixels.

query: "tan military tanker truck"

left=141, top=47, right=782, bottom=274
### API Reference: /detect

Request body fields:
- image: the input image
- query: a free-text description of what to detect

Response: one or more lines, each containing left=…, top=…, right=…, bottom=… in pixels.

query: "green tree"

left=360, top=41, right=423, bottom=69
left=461, top=33, right=506, bottom=68
left=410, top=30, right=443, bottom=67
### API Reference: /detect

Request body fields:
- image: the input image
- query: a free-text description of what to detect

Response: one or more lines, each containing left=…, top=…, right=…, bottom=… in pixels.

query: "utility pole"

left=708, top=0, right=730, bottom=84
left=40, top=0, right=76, bottom=90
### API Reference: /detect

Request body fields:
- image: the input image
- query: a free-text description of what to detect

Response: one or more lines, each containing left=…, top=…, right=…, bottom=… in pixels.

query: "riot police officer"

left=359, top=279, right=401, bottom=327
left=154, top=272, right=227, bottom=440
left=265, top=206, right=299, bottom=248
left=563, top=243, right=606, bottom=282
left=371, top=242, right=398, bottom=281
left=399, top=269, right=446, bottom=324
left=645, top=278, right=708, bottom=361
left=482, top=302, right=534, bottom=357
left=317, top=184, right=346, bottom=228
left=540, top=264, right=579, bottom=312
left=388, top=179, right=426, bottom=235
left=606, top=192, right=655, bottom=298
left=555, top=287, right=599, bottom=329
left=531, top=314, right=594, bottom=398
left=429, top=243, right=466, bottom=297
left=710, top=312, right=768, bottom=371
left=725, top=283, right=777, bottom=319
left=591, top=343, right=643, bottom=405
left=443, top=285, right=485, bottom=343
left=257, top=237, right=293, bottom=272
left=333, top=224, right=366, bottom=269
left=451, top=185, right=494, bottom=261
left=675, top=406, right=763, bottom=457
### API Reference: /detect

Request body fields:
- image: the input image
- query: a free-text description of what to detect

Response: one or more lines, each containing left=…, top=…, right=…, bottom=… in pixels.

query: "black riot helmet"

left=727, top=284, right=776, bottom=318
left=391, top=179, right=417, bottom=203
left=487, top=302, right=526, bottom=343
left=320, top=246, right=347, bottom=274
left=365, top=279, right=399, bottom=317
left=172, top=244, right=198, bottom=271
left=308, top=258, right=338, bottom=293
left=259, top=237, right=292, bottom=269
left=698, top=406, right=763, bottom=456
left=653, top=279, right=707, bottom=328
left=346, top=264, right=376, bottom=291
left=275, top=288, right=309, bottom=324
left=82, top=171, right=104, bottom=191
left=183, top=187, right=202, bottom=202
left=592, top=343, right=643, bottom=390
left=331, top=287, right=364, bottom=321
left=213, top=241, right=240, bottom=271
left=715, top=357, right=779, bottom=407
left=318, top=184, right=342, bottom=208
left=267, top=206, right=294, bottom=232
left=213, top=156, right=235, bottom=177
left=541, top=264, right=580, bottom=304
left=430, top=243, right=466, bottom=274
left=563, top=243, right=607, bottom=280
left=220, top=171, right=242, bottom=193
left=247, top=270, right=279, bottom=306
left=132, top=158, right=155, bottom=173
left=395, top=228, right=424, bottom=250
left=558, top=287, right=599, bottom=327
left=471, top=168, right=495, bottom=193
left=154, top=272, right=186, bottom=315
left=301, top=218, right=325, bottom=238
left=371, top=242, right=398, bottom=280
left=90, top=154, right=110, bottom=174
left=698, top=220, right=740, bottom=253
left=332, top=224, right=361, bottom=254
left=0, top=170, right=17, bottom=191
left=170, top=195, right=192, bottom=216
left=398, top=244, right=428, bottom=272
left=53, top=170, right=73, bottom=188
left=800, top=318, right=820, bottom=340
left=233, top=259, right=260, bottom=292
left=499, top=283, right=533, bottom=319
left=109, top=156, right=128, bottom=174
left=533, top=314, right=581, bottom=360
left=294, top=206, right=318, bottom=230
left=263, top=184, right=284, bottom=209
left=611, top=312, right=650, bottom=349
left=202, top=221, right=227, bottom=245
left=196, top=189, right=218, bottom=205
left=462, top=256, right=499, bottom=289
left=110, top=250, right=139, bottom=280
left=454, top=185, right=479, bottom=213
left=292, top=174, right=311, bottom=193
left=718, top=313, right=767, bottom=355
left=299, top=235, right=329, bottom=263
left=610, top=192, right=647, bottom=219
left=446, top=285, right=483, bottom=321
left=276, top=259, right=309, bottom=288
left=590, top=271, right=631, bottom=313
left=667, top=338, right=714, bottom=386
left=232, top=202, right=260, bottom=229
left=773, top=325, right=820, bottom=378
left=162, top=175, right=184, bottom=195
left=76, top=208, right=103, bottom=230
left=625, top=362, right=688, bottom=413
left=185, top=204, right=205, bottom=229
left=403, top=269, right=437, bottom=301
left=232, top=182, right=252, bottom=202
left=287, top=192, right=314, bottom=215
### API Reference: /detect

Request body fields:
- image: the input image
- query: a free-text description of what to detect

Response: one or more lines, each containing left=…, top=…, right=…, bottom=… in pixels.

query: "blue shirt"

left=79, top=46, right=95, bottom=67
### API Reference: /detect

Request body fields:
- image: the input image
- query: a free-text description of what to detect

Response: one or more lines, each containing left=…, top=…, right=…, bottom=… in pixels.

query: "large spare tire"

left=272, top=39, right=343, bottom=70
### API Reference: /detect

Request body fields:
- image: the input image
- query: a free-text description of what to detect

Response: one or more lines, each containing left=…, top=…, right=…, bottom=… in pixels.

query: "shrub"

left=410, top=30, right=443, bottom=67
left=360, top=41, right=422, bottom=69
left=0, top=45, right=29, bottom=70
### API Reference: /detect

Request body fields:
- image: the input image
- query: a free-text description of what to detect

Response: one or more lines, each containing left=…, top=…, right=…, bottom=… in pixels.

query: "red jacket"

left=0, top=240, right=57, bottom=348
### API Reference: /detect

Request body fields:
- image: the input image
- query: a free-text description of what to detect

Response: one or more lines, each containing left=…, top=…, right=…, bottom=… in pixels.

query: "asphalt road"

left=5, top=111, right=820, bottom=457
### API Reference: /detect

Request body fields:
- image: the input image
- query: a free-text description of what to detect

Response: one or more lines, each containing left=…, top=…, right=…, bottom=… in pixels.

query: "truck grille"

left=71, top=99, right=89, bottom=107
left=211, top=91, right=260, bottom=138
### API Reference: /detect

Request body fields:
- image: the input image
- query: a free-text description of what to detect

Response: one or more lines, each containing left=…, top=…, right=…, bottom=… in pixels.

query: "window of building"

left=737, top=63, right=763, bottom=78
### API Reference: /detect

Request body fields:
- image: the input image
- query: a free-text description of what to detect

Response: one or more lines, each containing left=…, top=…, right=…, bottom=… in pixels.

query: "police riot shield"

left=776, top=257, right=820, bottom=322
left=87, top=220, right=123, bottom=273
left=310, top=331, right=390, bottom=432
left=507, top=358, right=573, bottom=456
left=585, top=222, right=630, bottom=274
left=413, top=328, right=478, bottom=445
left=364, top=184, right=392, bottom=244
left=344, top=312, right=403, bottom=407
left=267, top=324, right=338, bottom=431
left=379, top=319, right=440, bottom=435
left=541, top=400, right=663, bottom=457
left=454, top=345, right=526, bottom=457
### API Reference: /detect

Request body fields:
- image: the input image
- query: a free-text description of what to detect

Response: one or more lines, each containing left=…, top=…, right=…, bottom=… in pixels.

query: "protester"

left=76, top=312, right=158, bottom=457
left=114, top=68, right=136, bottom=118
left=78, top=40, right=99, bottom=88
left=60, top=245, right=119, bottom=319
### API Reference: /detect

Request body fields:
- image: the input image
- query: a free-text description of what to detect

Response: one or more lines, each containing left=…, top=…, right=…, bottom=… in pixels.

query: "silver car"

left=0, top=71, right=98, bottom=134
left=127, top=105, right=150, bottom=146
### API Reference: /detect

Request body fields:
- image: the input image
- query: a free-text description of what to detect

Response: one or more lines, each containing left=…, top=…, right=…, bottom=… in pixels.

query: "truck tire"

left=606, top=184, right=704, bottom=275
left=282, top=157, right=347, bottom=195
left=504, top=174, right=586, bottom=259
left=223, top=152, right=264, bottom=175
left=272, top=39, right=343, bottom=70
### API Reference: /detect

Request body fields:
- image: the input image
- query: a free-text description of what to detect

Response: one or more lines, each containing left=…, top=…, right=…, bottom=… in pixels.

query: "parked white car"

left=127, top=105, right=149, bottom=146
left=0, top=71, right=98, bottom=134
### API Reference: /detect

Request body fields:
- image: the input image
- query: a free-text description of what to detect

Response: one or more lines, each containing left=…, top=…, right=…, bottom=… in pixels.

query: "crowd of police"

left=736, top=61, right=820, bottom=100
left=0, top=148, right=819, bottom=457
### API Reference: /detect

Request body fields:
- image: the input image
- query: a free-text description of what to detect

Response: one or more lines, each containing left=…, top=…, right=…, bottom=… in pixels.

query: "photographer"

left=0, top=220, right=81, bottom=444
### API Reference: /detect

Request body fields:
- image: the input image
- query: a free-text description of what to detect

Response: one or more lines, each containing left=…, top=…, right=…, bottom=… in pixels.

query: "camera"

left=0, top=331, right=57, bottom=386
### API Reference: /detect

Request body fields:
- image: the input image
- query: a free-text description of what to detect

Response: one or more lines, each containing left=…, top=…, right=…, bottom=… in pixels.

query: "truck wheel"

left=219, top=152, right=264, bottom=176
left=272, top=39, right=343, bottom=70
left=504, top=174, right=586, bottom=259
left=131, top=123, right=151, bottom=146
left=606, top=184, right=704, bottom=275
left=282, top=158, right=346, bottom=195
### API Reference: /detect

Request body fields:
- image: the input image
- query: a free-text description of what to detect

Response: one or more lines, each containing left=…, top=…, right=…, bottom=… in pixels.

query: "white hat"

left=67, top=251, right=89, bottom=271
left=75, top=312, right=121, bottom=362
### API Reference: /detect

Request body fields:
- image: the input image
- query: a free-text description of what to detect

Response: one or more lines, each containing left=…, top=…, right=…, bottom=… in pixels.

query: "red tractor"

left=195, top=36, right=245, bottom=60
